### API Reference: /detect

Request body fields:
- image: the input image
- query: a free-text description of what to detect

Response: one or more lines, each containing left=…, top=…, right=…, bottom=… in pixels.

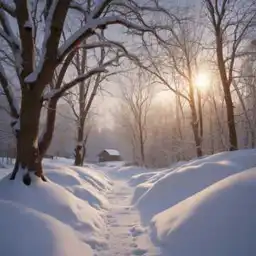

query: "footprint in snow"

left=130, top=225, right=145, bottom=237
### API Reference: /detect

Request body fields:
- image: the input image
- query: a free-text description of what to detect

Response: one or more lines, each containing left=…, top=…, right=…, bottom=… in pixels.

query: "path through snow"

left=95, top=178, right=160, bottom=256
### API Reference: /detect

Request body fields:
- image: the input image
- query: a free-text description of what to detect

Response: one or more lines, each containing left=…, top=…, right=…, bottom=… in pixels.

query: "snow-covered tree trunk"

left=0, top=0, right=164, bottom=184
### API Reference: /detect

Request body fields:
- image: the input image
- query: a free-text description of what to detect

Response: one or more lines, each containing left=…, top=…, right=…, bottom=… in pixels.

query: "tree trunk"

left=197, top=90, right=203, bottom=141
left=39, top=99, right=58, bottom=156
left=74, top=118, right=85, bottom=166
left=10, top=90, right=46, bottom=185
left=223, top=85, right=238, bottom=150
left=215, top=31, right=238, bottom=151
left=188, top=81, right=202, bottom=157
left=138, top=123, right=145, bottom=166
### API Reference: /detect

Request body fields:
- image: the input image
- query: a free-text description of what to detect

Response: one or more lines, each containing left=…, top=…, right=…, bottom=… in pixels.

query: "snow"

left=151, top=168, right=256, bottom=256
left=25, top=0, right=60, bottom=83
left=0, top=63, right=20, bottom=114
left=0, top=200, right=93, bottom=256
left=0, top=159, right=110, bottom=255
left=104, top=149, right=120, bottom=156
left=24, top=20, right=32, bottom=29
left=135, top=149, right=256, bottom=223
left=1, top=149, right=256, bottom=256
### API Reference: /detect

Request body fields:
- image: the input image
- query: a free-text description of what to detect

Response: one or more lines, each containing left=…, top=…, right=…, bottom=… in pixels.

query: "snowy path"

left=95, top=178, right=160, bottom=256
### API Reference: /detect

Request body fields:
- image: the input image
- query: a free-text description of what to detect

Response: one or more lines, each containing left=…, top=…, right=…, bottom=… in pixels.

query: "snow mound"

left=136, top=149, right=256, bottom=222
left=151, top=168, right=256, bottom=256
left=0, top=164, right=109, bottom=254
left=0, top=200, right=93, bottom=256
left=71, top=165, right=112, bottom=191
left=44, top=163, right=110, bottom=209
left=132, top=182, right=153, bottom=204
left=109, top=166, right=149, bottom=179
left=0, top=172, right=105, bottom=234
left=129, top=171, right=161, bottom=186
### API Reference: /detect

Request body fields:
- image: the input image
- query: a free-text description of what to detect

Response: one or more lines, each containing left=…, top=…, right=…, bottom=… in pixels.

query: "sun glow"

left=195, top=72, right=210, bottom=91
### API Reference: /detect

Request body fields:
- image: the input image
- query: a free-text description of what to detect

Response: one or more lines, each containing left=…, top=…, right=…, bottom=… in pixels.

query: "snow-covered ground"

left=1, top=149, right=256, bottom=256
left=0, top=158, right=111, bottom=256
left=130, top=149, right=256, bottom=255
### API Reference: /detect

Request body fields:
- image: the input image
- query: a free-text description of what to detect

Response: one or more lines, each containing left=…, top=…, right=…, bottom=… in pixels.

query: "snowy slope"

left=135, top=149, right=256, bottom=222
left=151, top=168, right=256, bottom=256
left=0, top=159, right=111, bottom=256
left=0, top=200, right=93, bottom=256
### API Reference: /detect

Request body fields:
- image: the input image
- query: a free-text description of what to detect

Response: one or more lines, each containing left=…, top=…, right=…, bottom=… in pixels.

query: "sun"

left=195, top=72, right=210, bottom=91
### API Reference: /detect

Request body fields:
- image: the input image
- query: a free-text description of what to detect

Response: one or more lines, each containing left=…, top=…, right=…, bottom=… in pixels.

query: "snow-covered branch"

left=0, top=1, right=16, bottom=17
left=91, top=0, right=113, bottom=19
left=58, top=15, right=153, bottom=62
left=0, top=62, right=19, bottom=119
left=25, top=0, right=72, bottom=84
left=43, top=67, right=107, bottom=101
left=0, top=9, right=20, bottom=50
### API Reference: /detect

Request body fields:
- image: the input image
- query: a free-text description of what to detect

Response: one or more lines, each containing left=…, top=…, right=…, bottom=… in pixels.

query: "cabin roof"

left=101, top=149, right=120, bottom=156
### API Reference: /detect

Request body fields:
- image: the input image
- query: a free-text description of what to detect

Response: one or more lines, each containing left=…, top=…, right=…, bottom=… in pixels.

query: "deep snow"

left=134, top=149, right=256, bottom=223
left=151, top=168, right=256, bottom=256
left=1, top=149, right=256, bottom=256
left=0, top=158, right=110, bottom=256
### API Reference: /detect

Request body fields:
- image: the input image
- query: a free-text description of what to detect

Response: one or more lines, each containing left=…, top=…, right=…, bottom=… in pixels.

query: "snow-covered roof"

left=104, top=149, right=120, bottom=156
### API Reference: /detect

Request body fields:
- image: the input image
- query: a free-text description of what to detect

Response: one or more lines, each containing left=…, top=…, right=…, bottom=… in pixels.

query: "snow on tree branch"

left=0, top=9, right=21, bottom=50
left=58, top=15, right=153, bottom=61
left=0, top=62, right=19, bottom=119
left=43, top=67, right=107, bottom=101
left=91, top=0, right=112, bottom=19
left=0, top=1, right=16, bottom=17
left=25, top=0, right=72, bottom=84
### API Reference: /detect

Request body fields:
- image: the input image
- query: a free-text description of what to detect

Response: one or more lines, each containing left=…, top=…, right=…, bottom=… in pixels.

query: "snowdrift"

left=0, top=200, right=92, bottom=256
left=110, top=165, right=149, bottom=179
left=45, top=164, right=110, bottom=209
left=136, top=149, right=256, bottom=222
left=0, top=159, right=111, bottom=256
left=151, top=168, right=256, bottom=256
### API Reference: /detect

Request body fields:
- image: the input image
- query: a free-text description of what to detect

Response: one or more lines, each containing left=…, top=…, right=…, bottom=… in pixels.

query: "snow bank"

left=129, top=171, right=162, bottom=186
left=44, top=160, right=111, bottom=209
left=0, top=200, right=92, bottom=256
left=136, top=149, right=256, bottom=223
left=151, top=168, right=256, bottom=256
left=0, top=159, right=111, bottom=255
left=0, top=167, right=11, bottom=180
left=109, top=165, right=148, bottom=179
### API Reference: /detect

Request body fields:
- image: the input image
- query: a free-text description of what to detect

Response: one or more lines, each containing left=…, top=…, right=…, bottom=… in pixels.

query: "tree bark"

left=74, top=118, right=85, bottom=166
left=223, top=85, right=238, bottom=151
left=39, top=99, right=58, bottom=156
left=215, top=29, right=238, bottom=151
left=188, top=81, right=203, bottom=157
left=138, top=122, right=145, bottom=166
left=10, top=90, right=46, bottom=185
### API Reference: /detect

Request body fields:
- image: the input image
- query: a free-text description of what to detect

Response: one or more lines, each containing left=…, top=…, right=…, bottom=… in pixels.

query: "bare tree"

left=204, top=0, right=256, bottom=150
left=0, top=0, right=162, bottom=184
left=115, top=72, right=153, bottom=166
left=140, top=14, right=206, bottom=157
